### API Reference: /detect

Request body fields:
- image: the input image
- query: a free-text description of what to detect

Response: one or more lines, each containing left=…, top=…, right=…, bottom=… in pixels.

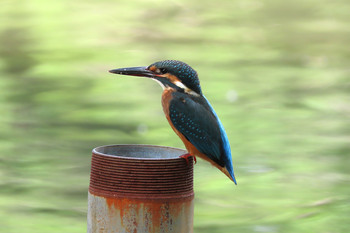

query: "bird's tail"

left=222, top=165, right=237, bottom=185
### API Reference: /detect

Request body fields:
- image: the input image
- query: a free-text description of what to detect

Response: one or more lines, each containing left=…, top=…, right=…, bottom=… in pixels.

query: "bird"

left=109, top=60, right=237, bottom=184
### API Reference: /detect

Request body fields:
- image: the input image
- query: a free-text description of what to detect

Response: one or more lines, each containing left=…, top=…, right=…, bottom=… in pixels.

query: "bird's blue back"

left=203, top=96, right=236, bottom=183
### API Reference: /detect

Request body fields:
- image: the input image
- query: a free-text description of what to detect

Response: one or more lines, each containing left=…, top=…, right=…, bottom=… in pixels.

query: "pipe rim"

left=92, top=144, right=187, bottom=160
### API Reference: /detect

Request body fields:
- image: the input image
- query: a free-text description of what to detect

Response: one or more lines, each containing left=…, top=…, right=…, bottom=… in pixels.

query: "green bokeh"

left=0, top=0, right=349, bottom=232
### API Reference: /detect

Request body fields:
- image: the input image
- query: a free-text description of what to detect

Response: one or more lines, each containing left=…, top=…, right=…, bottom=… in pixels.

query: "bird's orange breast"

left=161, top=88, right=193, bottom=150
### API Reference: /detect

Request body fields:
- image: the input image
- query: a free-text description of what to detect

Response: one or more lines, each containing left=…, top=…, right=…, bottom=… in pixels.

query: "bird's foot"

left=180, top=153, right=197, bottom=165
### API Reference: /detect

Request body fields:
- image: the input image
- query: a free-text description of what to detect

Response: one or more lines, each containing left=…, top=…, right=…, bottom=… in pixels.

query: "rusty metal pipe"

left=87, top=144, right=194, bottom=233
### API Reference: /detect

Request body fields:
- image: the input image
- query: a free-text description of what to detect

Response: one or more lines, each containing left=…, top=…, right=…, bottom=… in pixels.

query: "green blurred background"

left=1, top=0, right=349, bottom=232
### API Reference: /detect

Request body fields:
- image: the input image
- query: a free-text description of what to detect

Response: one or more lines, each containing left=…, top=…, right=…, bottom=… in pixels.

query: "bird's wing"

left=168, top=92, right=226, bottom=167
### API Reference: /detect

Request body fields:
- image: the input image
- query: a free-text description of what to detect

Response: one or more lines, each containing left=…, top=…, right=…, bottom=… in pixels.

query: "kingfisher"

left=109, top=60, right=237, bottom=184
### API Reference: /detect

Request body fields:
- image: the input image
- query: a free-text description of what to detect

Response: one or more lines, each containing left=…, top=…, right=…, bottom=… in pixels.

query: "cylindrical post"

left=87, top=145, right=194, bottom=233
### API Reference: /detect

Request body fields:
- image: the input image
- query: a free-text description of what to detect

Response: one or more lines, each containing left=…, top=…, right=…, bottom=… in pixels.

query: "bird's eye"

left=155, top=68, right=167, bottom=74
left=159, top=68, right=167, bottom=74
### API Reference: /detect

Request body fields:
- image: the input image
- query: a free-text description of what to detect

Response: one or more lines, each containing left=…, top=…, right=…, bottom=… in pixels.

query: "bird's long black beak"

left=109, top=66, right=155, bottom=78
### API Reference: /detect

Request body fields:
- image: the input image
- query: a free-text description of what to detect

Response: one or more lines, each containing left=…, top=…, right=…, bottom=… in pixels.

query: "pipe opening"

left=93, top=144, right=185, bottom=159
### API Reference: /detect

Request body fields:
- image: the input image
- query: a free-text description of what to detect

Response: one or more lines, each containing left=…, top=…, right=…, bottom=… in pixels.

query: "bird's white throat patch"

left=174, top=81, right=200, bottom=97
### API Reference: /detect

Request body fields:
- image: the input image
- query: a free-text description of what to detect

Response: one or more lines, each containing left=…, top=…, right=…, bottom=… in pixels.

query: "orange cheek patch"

left=164, top=73, right=181, bottom=84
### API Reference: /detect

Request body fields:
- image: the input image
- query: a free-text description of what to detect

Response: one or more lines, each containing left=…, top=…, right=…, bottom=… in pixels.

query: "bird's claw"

left=180, top=153, right=197, bottom=165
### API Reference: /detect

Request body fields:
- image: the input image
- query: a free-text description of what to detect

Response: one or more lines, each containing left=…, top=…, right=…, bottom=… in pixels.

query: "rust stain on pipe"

left=87, top=144, right=194, bottom=233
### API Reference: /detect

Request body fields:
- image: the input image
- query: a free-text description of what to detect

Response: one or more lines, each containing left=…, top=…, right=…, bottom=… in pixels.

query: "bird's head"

left=109, top=60, right=202, bottom=96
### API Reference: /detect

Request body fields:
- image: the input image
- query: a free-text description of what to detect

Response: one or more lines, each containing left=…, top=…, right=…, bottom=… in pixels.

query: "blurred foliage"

left=0, top=0, right=349, bottom=232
